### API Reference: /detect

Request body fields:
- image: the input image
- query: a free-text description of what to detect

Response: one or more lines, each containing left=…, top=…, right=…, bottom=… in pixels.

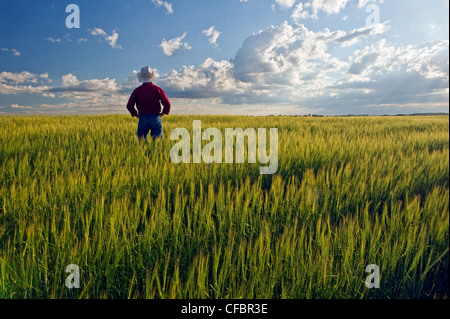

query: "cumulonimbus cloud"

left=156, top=21, right=448, bottom=110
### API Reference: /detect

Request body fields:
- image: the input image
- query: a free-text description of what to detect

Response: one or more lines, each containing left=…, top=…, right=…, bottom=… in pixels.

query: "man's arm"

left=126, top=89, right=139, bottom=117
left=159, top=88, right=171, bottom=115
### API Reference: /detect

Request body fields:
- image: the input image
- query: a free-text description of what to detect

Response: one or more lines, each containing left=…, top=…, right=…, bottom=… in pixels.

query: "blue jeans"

left=137, top=114, right=162, bottom=141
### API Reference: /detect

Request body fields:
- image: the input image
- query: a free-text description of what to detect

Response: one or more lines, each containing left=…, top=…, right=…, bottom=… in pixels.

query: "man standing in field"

left=126, top=66, right=171, bottom=141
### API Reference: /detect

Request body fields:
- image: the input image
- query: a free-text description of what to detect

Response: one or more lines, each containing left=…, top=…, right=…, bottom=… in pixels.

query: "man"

left=126, top=66, right=171, bottom=141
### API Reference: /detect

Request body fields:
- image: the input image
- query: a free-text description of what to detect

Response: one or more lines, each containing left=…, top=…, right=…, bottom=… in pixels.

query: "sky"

left=0, top=0, right=448, bottom=116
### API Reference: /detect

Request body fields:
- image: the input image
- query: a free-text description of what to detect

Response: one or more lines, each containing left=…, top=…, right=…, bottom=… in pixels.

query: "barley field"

left=0, top=115, right=448, bottom=299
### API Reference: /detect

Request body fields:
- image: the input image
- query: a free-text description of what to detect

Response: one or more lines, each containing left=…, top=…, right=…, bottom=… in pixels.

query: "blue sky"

left=0, top=0, right=448, bottom=115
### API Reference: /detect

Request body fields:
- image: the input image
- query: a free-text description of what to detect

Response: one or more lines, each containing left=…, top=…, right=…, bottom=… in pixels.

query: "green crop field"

left=0, top=115, right=448, bottom=299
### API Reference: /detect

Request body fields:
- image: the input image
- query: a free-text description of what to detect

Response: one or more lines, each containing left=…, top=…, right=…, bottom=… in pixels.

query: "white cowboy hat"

left=137, top=66, right=155, bottom=83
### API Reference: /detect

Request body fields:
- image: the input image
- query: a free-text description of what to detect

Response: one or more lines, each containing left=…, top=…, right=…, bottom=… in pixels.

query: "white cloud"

left=61, top=74, right=79, bottom=87
left=1, top=21, right=448, bottom=115
left=90, top=28, right=107, bottom=36
left=160, top=32, right=192, bottom=56
left=274, top=0, right=297, bottom=9
left=152, top=0, right=173, bottom=14
left=155, top=21, right=448, bottom=113
left=313, top=0, right=352, bottom=14
left=45, top=74, right=127, bottom=111
left=232, top=21, right=348, bottom=86
left=357, top=0, right=384, bottom=8
left=0, top=71, right=123, bottom=108
left=45, top=37, right=61, bottom=43
left=159, top=58, right=247, bottom=99
left=202, top=26, right=222, bottom=46
left=291, top=0, right=385, bottom=20
left=1, top=48, right=21, bottom=57
left=0, top=71, right=39, bottom=84
left=0, top=101, right=125, bottom=115
left=52, top=74, right=120, bottom=94
left=0, top=71, right=49, bottom=85
left=292, top=0, right=350, bottom=20
left=155, top=22, right=349, bottom=103
left=228, top=20, right=390, bottom=88
left=347, top=39, right=449, bottom=79
left=0, top=71, right=51, bottom=95
left=0, top=70, right=143, bottom=113
left=335, top=21, right=390, bottom=46
left=90, top=28, right=122, bottom=49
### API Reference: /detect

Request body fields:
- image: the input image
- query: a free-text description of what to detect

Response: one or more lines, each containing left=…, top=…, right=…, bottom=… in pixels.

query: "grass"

left=0, top=114, right=448, bottom=299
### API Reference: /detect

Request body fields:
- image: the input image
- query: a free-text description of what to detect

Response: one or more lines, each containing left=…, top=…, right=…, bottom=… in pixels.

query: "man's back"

left=127, top=82, right=171, bottom=117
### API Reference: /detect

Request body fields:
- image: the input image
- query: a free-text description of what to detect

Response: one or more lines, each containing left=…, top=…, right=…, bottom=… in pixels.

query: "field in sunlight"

left=0, top=115, right=448, bottom=298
